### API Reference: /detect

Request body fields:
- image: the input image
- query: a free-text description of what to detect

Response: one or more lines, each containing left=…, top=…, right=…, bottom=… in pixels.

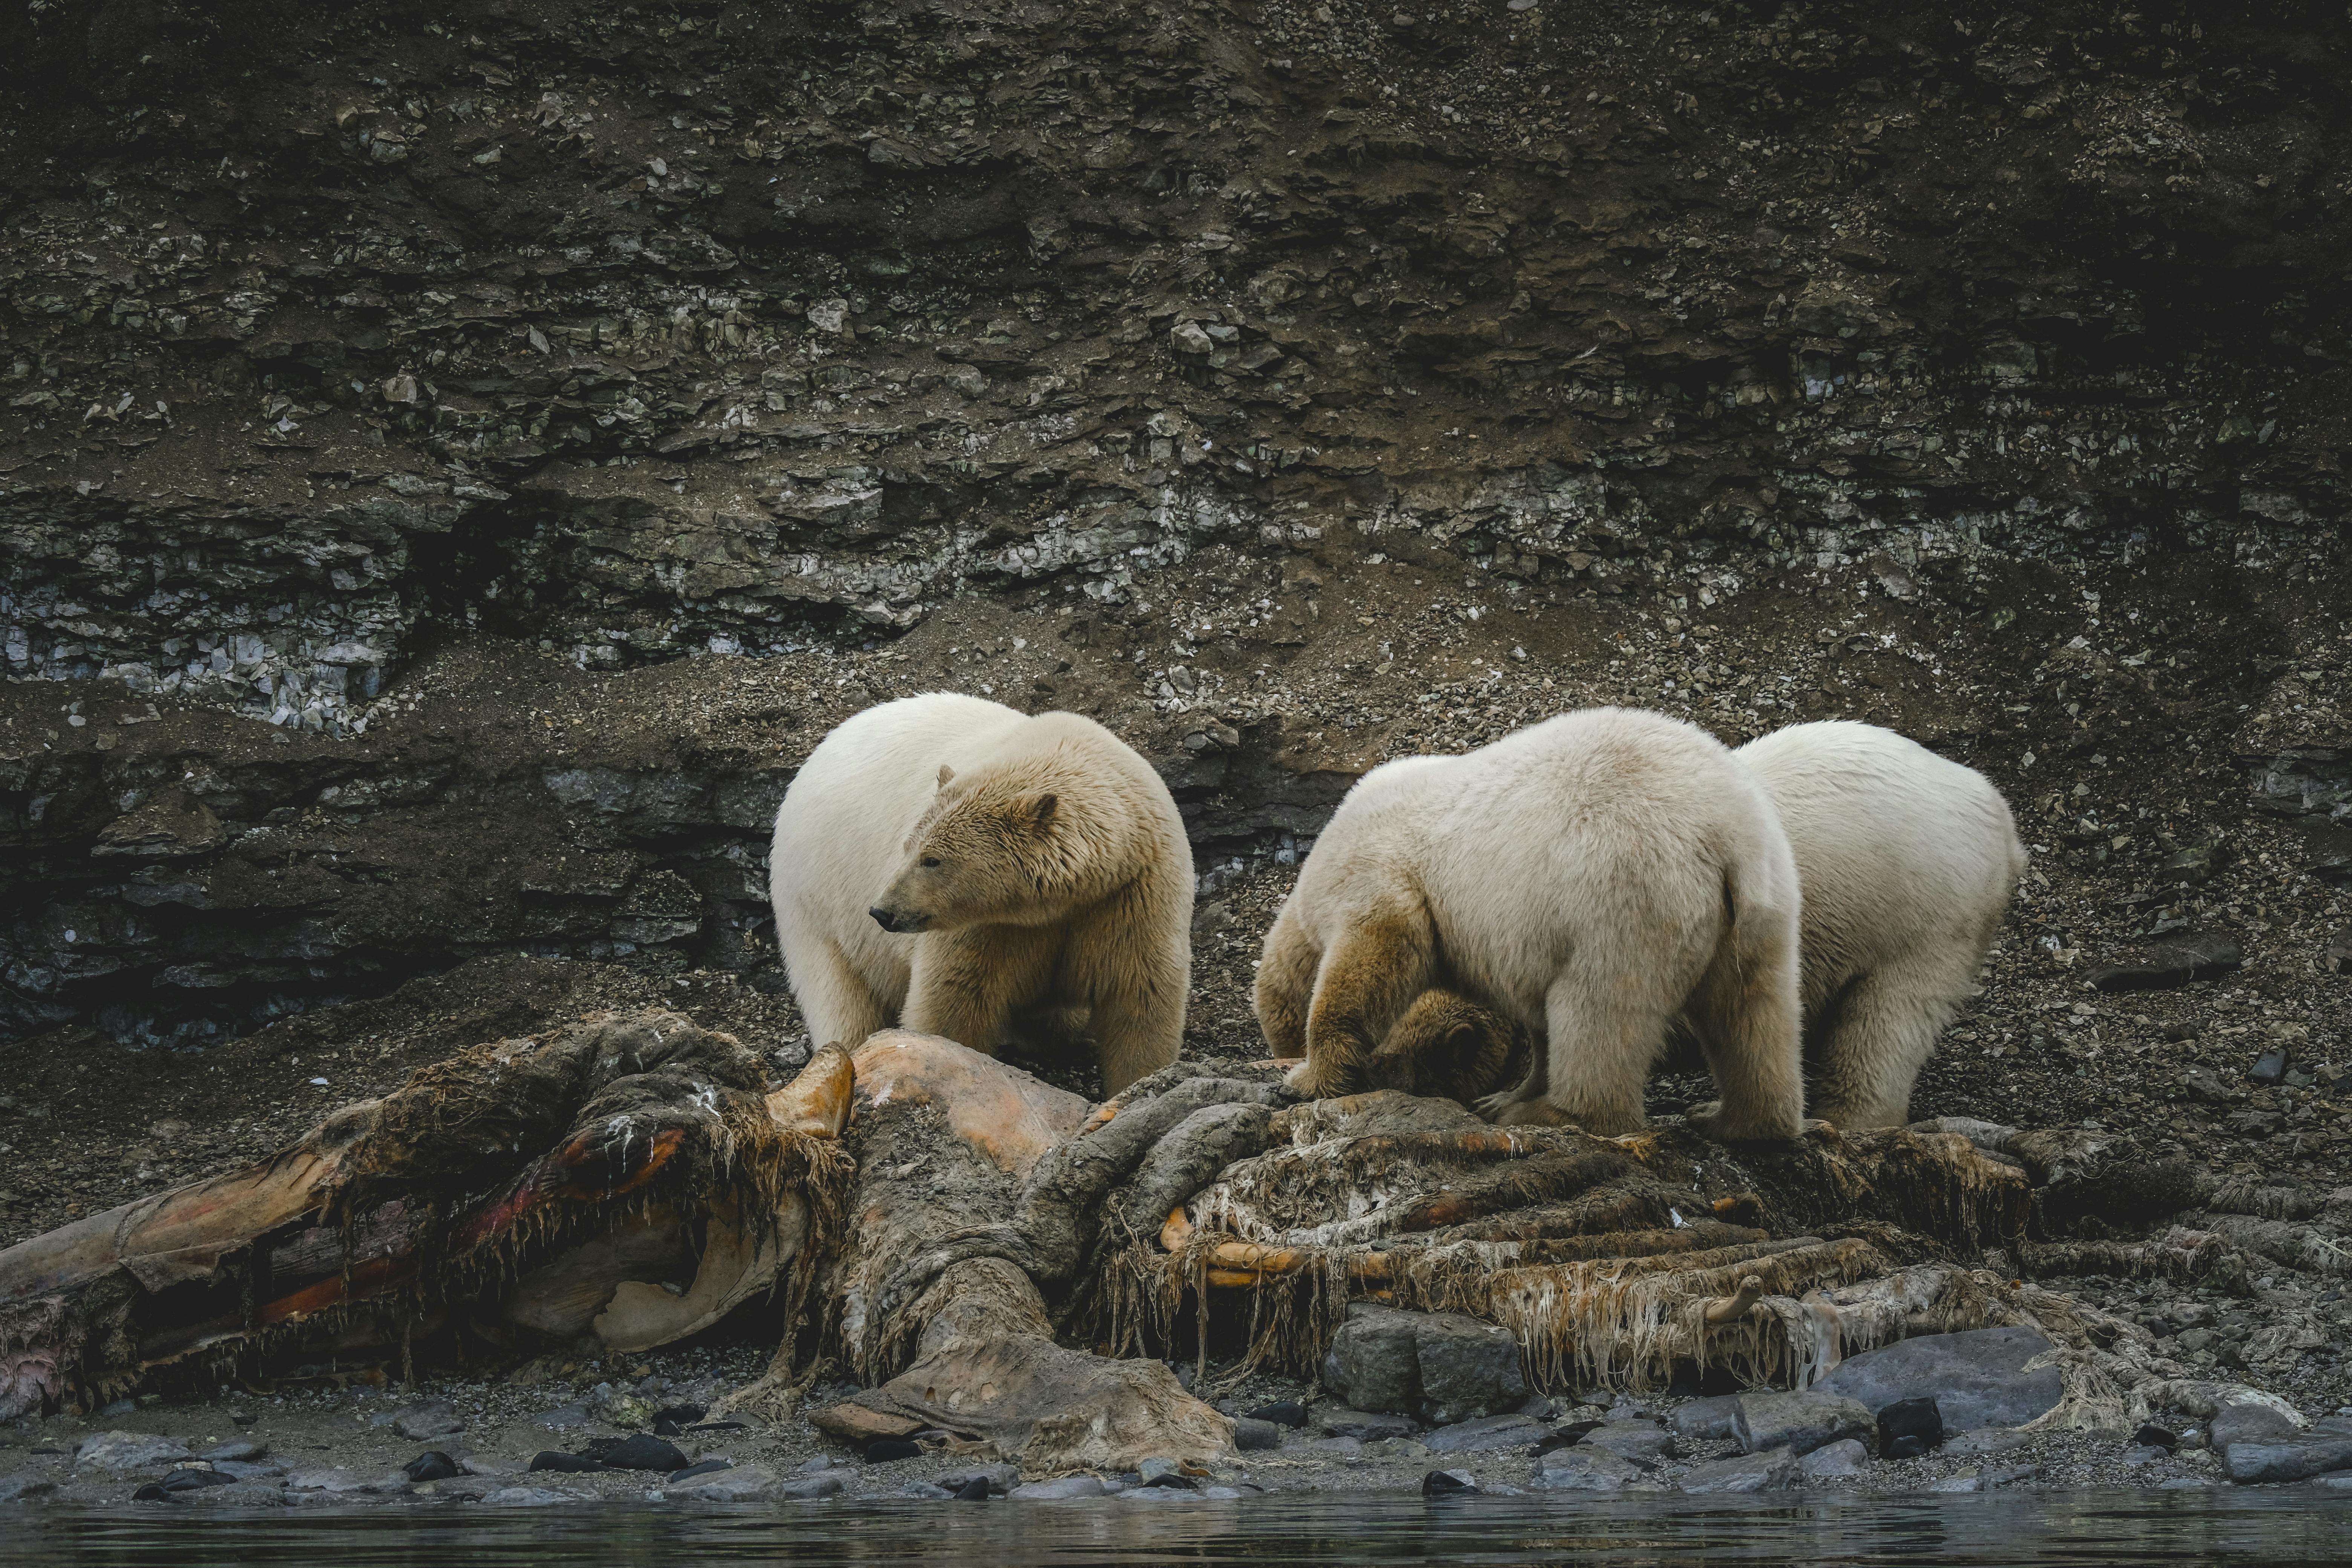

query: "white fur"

left=769, top=692, right=1190, bottom=1092
left=1260, top=707, right=1805, bottom=1139
left=1736, top=720, right=2024, bottom=1128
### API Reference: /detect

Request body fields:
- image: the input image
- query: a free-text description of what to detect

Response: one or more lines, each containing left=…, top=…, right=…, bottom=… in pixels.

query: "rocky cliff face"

left=3, top=1, right=2349, bottom=1060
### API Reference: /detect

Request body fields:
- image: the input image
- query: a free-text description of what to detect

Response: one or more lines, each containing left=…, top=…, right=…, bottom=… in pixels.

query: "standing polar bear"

left=769, top=692, right=1191, bottom=1093
left=1734, top=721, right=2024, bottom=1128
left=1367, top=720, right=2024, bottom=1132
left=1256, top=707, right=1806, bottom=1141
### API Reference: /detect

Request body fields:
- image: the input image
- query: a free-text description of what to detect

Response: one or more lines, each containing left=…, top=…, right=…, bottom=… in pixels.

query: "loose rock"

left=1679, top=1447, right=1803, bottom=1494
left=1813, top=1328, right=2063, bottom=1430
left=1732, top=1390, right=1876, bottom=1458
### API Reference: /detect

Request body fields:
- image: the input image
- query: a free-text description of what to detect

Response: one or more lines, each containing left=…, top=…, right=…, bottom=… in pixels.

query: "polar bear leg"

left=1808, top=955, right=1972, bottom=1130
left=1291, top=907, right=1435, bottom=1099
left=903, top=927, right=1057, bottom=1058
left=1063, top=905, right=1187, bottom=1095
left=1682, top=891, right=1807, bottom=1143
left=1491, top=965, right=1676, bottom=1134
left=787, top=940, right=891, bottom=1052
left=1253, top=904, right=1320, bottom=1061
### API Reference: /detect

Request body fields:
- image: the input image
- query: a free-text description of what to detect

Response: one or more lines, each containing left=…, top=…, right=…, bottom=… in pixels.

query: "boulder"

left=74, top=1432, right=193, bottom=1470
left=1424, top=1414, right=1549, bottom=1455
left=1669, top=1395, right=1743, bottom=1442
left=2210, top=1400, right=2305, bottom=1450
left=1315, top=1406, right=1419, bottom=1441
left=1799, top=1438, right=1871, bottom=1478
left=1582, top=1422, right=1674, bottom=1465
left=1532, top=1447, right=1648, bottom=1491
left=1811, top=1327, right=2062, bottom=1431
left=1878, top=1396, right=1943, bottom=1459
left=1011, top=1476, right=1109, bottom=1500
left=1320, top=1303, right=1529, bottom=1426
left=1679, top=1446, right=1803, bottom=1493
left=390, top=1404, right=464, bottom=1441
left=1232, top=1418, right=1282, bottom=1452
left=2222, top=1439, right=2352, bottom=1485
left=1732, top=1390, right=1875, bottom=1458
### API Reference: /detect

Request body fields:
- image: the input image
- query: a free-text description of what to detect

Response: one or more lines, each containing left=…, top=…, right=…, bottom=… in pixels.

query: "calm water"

left=3, top=1493, right=2349, bottom=1566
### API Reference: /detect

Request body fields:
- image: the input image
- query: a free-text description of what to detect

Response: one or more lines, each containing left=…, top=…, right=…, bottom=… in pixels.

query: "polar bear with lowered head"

left=1735, top=720, right=2024, bottom=1128
left=1368, top=720, right=2024, bottom=1131
left=770, top=692, right=1191, bottom=1093
left=1256, top=706, right=1805, bottom=1141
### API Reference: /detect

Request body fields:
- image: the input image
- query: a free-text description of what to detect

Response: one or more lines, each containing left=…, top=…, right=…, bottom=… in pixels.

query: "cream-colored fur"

left=1256, top=707, right=1805, bottom=1141
left=1734, top=720, right=2024, bottom=1129
left=770, top=692, right=1191, bottom=1093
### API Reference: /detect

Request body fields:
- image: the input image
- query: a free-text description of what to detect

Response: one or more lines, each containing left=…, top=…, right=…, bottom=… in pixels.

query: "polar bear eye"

left=920, top=856, right=942, bottom=869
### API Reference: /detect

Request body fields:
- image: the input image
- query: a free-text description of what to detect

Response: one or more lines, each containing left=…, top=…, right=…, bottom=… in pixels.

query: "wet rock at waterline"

left=1812, top=1329, right=2064, bottom=1433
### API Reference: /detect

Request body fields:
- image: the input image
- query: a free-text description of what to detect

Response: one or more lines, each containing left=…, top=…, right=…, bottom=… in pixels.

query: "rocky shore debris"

left=12, top=1021, right=2352, bottom=1501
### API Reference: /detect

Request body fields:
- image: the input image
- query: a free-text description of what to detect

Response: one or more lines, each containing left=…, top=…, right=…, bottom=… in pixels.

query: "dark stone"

left=132, top=1484, right=171, bottom=1503
left=1233, top=1418, right=1282, bottom=1452
left=1316, top=1406, right=1420, bottom=1440
left=2223, top=1439, right=2352, bottom=1485
left=528, top=1451, right=609, bottom=1473
left=2210, top=1402, right=2303, bottom=1449
left=1732, top=1390, right=1875, bottom=1458
left=954, top=1476, right=993, bottom=1501
left=403, top=1450, right=462, bottom=1483
left=1680, top=1446, right=1802, bottom=1493
left=2249, top=1049, right=2289, bottom=1086
left=864, top=1438, right=925, bottom=1463
left=1812, top=1327, right=2063, bottom=1431
left=1425, top=1414, right=1547, bottom=1454
left=2135, top=1424, right=2180, bottom=1453
left=594, top=1434, right=690, bottom=1472
left=1879, top=1396, right=1943, bottom=1459
left=669, top=1458, right=734, bottom=1482
left=1247, top=1400, right=1311, bottom=1428
left=1532, top=1421, right=1603, bottom=1455
left=159, top=1467, right=237, bottom=1492
left=1421, top=1468, right=1478, bottom=1496
left=1670, top=1395, right=1743, bottom=1442
left=1582, top=1422, right=1673, bottom=1465
left=1320, top=1303, right=1528, bottom=1426
left=390, top=1403, right=464, bottom=1441
left=231, top=1413, right=259, bottom=1427
left=2087, top=933, right=2243, bottom=992
left=1532, top=1448, right=1644, bottom=1491
left=682, top=1420, right=749, bottom=1434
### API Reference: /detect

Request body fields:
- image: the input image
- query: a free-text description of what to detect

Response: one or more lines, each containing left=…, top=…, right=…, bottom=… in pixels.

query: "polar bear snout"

left=869, top=903, right=926, bottom=933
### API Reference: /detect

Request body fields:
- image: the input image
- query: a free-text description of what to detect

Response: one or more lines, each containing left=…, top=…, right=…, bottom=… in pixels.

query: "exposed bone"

left=1704, top=1274, right=1767, bottom=1324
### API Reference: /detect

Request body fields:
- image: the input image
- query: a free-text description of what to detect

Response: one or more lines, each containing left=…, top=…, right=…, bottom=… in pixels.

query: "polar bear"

left=1733, top=720, right=2024, bottom=1128
left=1254, top=707, right=1805, bottom=1141
left=770, top=692, right=1191, bottom=1093
left=1367, top=721, right=2024, bottom=1131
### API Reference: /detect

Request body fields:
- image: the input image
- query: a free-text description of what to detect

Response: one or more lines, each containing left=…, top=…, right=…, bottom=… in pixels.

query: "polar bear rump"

left=1256, top=707, right=1806, bottom=1141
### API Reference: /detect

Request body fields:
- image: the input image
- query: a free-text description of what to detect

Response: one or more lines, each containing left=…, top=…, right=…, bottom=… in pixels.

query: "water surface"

left=6, top=1491, right=2347, bottom=1566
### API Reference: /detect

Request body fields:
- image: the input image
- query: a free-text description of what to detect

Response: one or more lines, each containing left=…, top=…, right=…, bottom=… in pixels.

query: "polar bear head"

left=868, top=760, right=1072, bottom=933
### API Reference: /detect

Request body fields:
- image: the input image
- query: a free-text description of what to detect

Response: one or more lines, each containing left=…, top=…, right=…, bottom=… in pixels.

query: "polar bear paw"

left=1283, top=1056, right=1353, bottom=1100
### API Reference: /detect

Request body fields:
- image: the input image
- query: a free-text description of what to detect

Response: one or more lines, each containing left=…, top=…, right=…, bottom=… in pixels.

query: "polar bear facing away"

left=1735, top=720, right=2024, bottom=1128
left=770, top=692, right=1191, bottom=1093
left=1368, top=720, right=2024, bottom=1132
left=1256, top=707, right=1805, bottom=1141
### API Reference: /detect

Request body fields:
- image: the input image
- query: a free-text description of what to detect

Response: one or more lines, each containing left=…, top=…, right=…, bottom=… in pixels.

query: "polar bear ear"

left=1027, top=793, right=1058, bottom=831
left=936, top=764, right=956, bottom=789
